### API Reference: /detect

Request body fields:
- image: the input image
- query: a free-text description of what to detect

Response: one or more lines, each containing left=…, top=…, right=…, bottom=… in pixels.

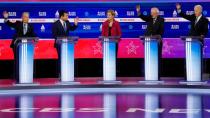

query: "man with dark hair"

left=52, top=10, right=79, bottom=43
left=52, top=10, right=79, bottom=77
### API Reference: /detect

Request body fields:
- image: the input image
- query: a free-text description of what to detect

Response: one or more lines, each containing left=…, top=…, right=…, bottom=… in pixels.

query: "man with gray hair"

left=2, top=11, right=36, bottom=80
left=136, top=5, right=164, bottom=36
left=176, top=3, right=209, bottom=37
left=2, top=11, right=36, bottom=48
left=136, top=5, right=164, bottom=78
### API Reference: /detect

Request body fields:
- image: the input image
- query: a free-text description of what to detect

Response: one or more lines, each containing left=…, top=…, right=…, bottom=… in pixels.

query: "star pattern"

left=126, top=41, right=139, bottom=55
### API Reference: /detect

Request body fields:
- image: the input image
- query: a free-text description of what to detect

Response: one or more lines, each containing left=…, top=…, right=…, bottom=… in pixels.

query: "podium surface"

left=56, top=36, right=79, bottom=85
left=15, top=37, right=38, bottom=86
left=98, top=36, right=121, bottom=84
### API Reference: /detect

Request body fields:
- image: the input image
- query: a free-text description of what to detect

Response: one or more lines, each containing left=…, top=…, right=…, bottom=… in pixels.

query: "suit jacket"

left=5, top=20, right=36, bottom=48
left=138, top=14, right=164, bottom=37
left=178, top=11, right=209, bottom=36
left=101, top=19, right=122, bottom=37
left=52, top=20, right=78, bottom=47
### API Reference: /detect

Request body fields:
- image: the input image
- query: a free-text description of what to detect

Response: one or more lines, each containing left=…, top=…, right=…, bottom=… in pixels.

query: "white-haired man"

left=136, top=5, right=164, bottom=36
left=2, top=11, right=36, bottom=81
left=3, top=11, right=36, bottom=48
left=176, top=3, right=209, bottom=37
left=136, top=5, right=164, bottom=78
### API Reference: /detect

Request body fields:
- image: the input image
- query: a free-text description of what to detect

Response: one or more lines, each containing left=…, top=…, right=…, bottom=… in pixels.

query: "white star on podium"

left=126, top=41, right=139, bottom=55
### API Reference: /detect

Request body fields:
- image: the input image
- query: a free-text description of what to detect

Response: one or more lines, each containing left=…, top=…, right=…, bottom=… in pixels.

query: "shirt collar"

left=196, top=15, right=202, bottom=21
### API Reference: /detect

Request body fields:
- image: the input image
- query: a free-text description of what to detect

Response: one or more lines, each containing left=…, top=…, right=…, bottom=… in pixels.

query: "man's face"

left=61, top=13, right=69, bottom=21
left=194, top=7, right=202, bottom=17
left=151, top=9, right=158, bottom=18
left=107, top=12, right=114, bottom=21
left=22, top=13, right=29, bottom=23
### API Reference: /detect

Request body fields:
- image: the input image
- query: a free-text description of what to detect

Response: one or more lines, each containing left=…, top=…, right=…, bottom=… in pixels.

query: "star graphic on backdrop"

left=126, top=41, right=139, bottom=55
left=92, top=41, right=102, bottom=55
left=163, top=41, right=174, bottom=55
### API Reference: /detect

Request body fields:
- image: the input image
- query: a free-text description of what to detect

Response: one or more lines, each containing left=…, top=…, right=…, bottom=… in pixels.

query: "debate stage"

left=0, top=77, right=210, bottom=118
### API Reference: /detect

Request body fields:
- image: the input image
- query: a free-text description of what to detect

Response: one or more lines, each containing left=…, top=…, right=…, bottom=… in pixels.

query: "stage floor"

left=0, top=77, right=210, bottom=118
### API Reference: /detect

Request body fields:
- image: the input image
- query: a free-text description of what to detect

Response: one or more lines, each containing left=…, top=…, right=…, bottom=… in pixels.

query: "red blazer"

left=101, top=19, right=122, bottom=37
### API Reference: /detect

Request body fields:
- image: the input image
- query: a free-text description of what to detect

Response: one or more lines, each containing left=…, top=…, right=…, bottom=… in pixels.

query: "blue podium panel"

left=144, top=37, right=159, bottom=81
left=103, top=38, right=116, bottom=81
left=185, top=38, right=202, bottom=82
left=60, top=40, right=75, bottom=82
left=18, top=39, right=35, bottom=84
left=57, top=36, right=79, bottom=84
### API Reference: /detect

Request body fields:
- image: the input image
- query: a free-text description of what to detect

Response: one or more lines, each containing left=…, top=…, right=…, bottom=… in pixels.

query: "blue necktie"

left=63, top=22, right=67, bottom=32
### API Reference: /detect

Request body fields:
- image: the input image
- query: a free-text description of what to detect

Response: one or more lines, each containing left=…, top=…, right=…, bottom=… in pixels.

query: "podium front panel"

left=60, top=40, right=75, bottom=82
left=18, top=41, right=35, bottom=84
left=103, top=38, right=116, bottom=81
left=144, top=37, right=159, bottom=81
left=185, top=38, right=202, bottom=81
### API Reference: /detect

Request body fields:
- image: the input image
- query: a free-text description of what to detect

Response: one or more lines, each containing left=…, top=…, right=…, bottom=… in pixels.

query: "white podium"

left=180, top=36, right=206, bottom=85
left=98, top=36, right=121, bottom=84
left=139, top=35, right=163, bottom=84
left=14, top=37, right=39, bottom=86
left=56, top=36, right=80, bottom=85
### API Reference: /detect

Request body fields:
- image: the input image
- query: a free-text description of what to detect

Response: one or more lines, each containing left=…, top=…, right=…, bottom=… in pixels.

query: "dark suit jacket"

left=178, top=11, right=209, bottom=36
left=138, top=14, right=164, bottom=37
left=52, top=20, right=78, bottom=47
left=5, top=20, right=36, bottom=48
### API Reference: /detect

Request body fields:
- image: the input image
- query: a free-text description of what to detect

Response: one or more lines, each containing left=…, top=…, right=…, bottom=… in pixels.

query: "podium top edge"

left=16, top=37, right=39, bottom=40
left=180, top=36, right=204, bottom=39
left=139, top=35, right=162, bottom=39
left=56, top=36, right=80, bottom=39
left=98, top=36, right=121, bottom=39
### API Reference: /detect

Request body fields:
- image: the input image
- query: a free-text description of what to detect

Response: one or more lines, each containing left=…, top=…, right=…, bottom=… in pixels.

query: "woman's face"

left=107, top=12, right=114, bottom=21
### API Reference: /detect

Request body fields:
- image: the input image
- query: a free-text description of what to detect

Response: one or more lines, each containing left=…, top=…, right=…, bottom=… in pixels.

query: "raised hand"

left=74, top=17, right=79, bottom=26
left=136, top=5, right=141, bottom=13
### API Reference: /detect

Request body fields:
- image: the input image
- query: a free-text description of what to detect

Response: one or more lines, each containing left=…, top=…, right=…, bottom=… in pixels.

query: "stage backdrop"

left=0, top=1, right=209, bottom=60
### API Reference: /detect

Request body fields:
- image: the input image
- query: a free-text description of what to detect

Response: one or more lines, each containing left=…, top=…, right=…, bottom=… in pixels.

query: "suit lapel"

left=58, top=20, right=66, bottom=33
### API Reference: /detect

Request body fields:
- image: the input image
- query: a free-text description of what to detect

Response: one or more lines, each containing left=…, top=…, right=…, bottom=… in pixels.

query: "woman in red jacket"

left=101, top=9, right=122, bottom=55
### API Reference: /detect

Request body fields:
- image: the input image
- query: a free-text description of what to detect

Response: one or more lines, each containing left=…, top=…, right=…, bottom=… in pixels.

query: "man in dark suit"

left=136, top=5, right=164, bottom=37
left=3, top=11, right=36, bottom=48
left=136, top=5, right=165, bottom=78
left=176, top=4, right=209, bottom=37
left=176, top=4, right=209, bottom=78
left=52, top=10, right=78, bottom=77
left=3, top=11, right=36, bottom=80
left=52, top=10, right=78, bottom=47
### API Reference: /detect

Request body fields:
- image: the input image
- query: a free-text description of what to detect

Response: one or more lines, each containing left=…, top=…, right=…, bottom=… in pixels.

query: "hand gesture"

left=136, top=5, right=141, bottom=13
left=74, top=17, right=79, bottom=26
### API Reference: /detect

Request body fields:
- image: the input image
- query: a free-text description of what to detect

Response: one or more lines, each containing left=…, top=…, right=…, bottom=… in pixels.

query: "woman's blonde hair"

left=107, top=9, right=115, bottom=16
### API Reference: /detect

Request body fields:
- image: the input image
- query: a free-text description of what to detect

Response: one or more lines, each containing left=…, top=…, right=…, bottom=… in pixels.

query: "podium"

left=180, top=36, right=206, bottom=85
left=98, top=36, right=121, bottom=84
left=56, top=36, right=79, bottom=85
left=14, top=37, right=38, bottom=86
left=139, top=35, right=163, bottom=84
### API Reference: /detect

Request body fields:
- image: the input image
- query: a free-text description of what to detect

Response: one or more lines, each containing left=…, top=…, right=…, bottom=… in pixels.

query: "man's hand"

left=2, top=11, right=9, bottom=19
left=176, top=3, right=181, bottom=10
left=74, top=17, right=79, bottom=26
left=136, top=5, right=141, bottom=13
